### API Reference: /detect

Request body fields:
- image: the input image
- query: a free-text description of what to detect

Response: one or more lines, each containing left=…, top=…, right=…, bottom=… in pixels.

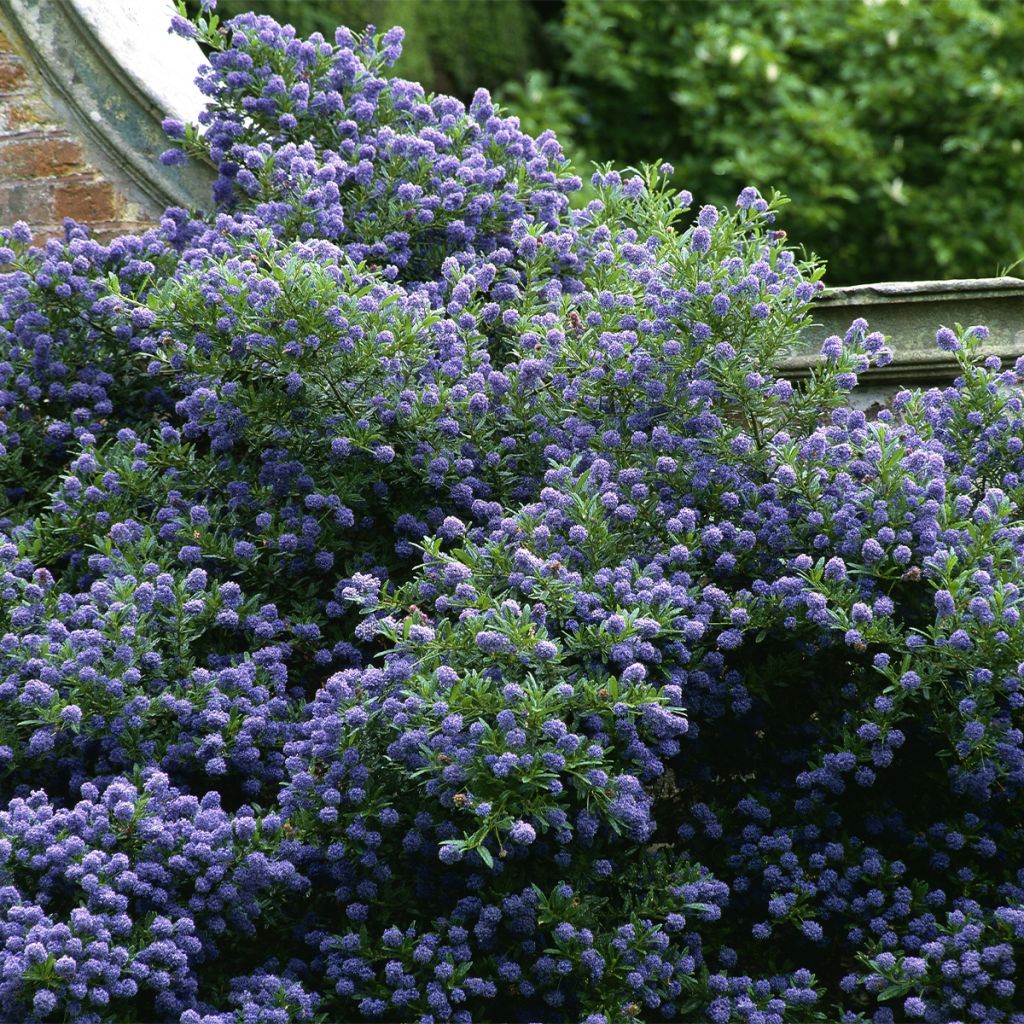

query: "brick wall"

left=0, top=27, right=155, bottom=243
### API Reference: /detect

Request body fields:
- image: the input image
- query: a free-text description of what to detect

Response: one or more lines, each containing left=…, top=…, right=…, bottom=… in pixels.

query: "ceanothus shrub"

left=1, top=2, right=1023, bottom=1022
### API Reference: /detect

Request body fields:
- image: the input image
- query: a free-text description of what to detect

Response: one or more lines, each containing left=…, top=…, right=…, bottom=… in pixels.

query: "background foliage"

left=192, top=0, right=1024, bottom=284
left=524, top=0, right=1024, bottom=285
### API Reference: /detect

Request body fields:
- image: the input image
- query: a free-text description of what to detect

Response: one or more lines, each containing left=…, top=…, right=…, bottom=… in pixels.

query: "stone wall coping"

left=777, top=347, right=1015, bottom=384
left=818, top=276, right=1024, bottom=306
left=786, top=276, right=1024, bottom=388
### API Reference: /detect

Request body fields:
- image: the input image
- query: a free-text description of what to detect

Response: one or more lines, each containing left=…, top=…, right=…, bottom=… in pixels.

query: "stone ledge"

left=815, top=276, right=1024, bottom=305
left=67, top=0, right=208, bottom=128
left=788, top=277, right=1024, bottom=390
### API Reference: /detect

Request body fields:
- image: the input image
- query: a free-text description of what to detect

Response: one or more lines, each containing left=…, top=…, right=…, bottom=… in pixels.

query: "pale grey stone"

left=787, top=277, right=1024, bottom=404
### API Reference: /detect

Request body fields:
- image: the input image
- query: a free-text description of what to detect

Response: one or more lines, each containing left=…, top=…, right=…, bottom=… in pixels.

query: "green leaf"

left=877, top=982, right=913, bottom=1001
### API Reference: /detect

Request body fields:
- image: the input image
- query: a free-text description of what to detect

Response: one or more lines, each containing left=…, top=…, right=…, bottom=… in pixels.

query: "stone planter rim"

left=786, top=275, right=1024, bottom=395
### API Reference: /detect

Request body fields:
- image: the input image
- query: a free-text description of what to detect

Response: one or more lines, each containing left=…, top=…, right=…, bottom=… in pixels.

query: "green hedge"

left=502, top=0, right=1024, bottom=284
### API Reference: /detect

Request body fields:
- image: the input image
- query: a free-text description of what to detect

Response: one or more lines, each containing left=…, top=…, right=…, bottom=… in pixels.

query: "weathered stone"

left=54, top=177, right=117, bottom=221
left=0, top=135, right=84, bottom=177
left=784, top=277, right=1024, bottom=409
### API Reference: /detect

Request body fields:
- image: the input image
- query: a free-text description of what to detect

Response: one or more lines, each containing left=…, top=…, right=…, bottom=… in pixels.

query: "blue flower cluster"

left=2, top=3, right=1024, bottom=1021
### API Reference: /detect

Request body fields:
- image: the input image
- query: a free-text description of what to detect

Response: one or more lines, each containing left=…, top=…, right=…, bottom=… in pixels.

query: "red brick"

left=0, top=56, right=28, bottom=92
left=0, top=135, right=83, bottom=178
left=3, top=96, right=54, bottom=132
left=55, top=178, right=117, bottom=221
left=0, top=30, right=158, bottom=240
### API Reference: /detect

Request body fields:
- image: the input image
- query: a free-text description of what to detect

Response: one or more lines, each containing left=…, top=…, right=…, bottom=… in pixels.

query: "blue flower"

left=509, top=820, right=536, bottom=845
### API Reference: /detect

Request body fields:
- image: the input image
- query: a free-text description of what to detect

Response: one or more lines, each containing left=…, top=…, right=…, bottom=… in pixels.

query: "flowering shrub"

left=2, top=4, right=1024, bottom=1022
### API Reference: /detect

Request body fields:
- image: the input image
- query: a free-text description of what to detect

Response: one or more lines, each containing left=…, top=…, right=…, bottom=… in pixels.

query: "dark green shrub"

left=503, top=0, right=1024, bottom=283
